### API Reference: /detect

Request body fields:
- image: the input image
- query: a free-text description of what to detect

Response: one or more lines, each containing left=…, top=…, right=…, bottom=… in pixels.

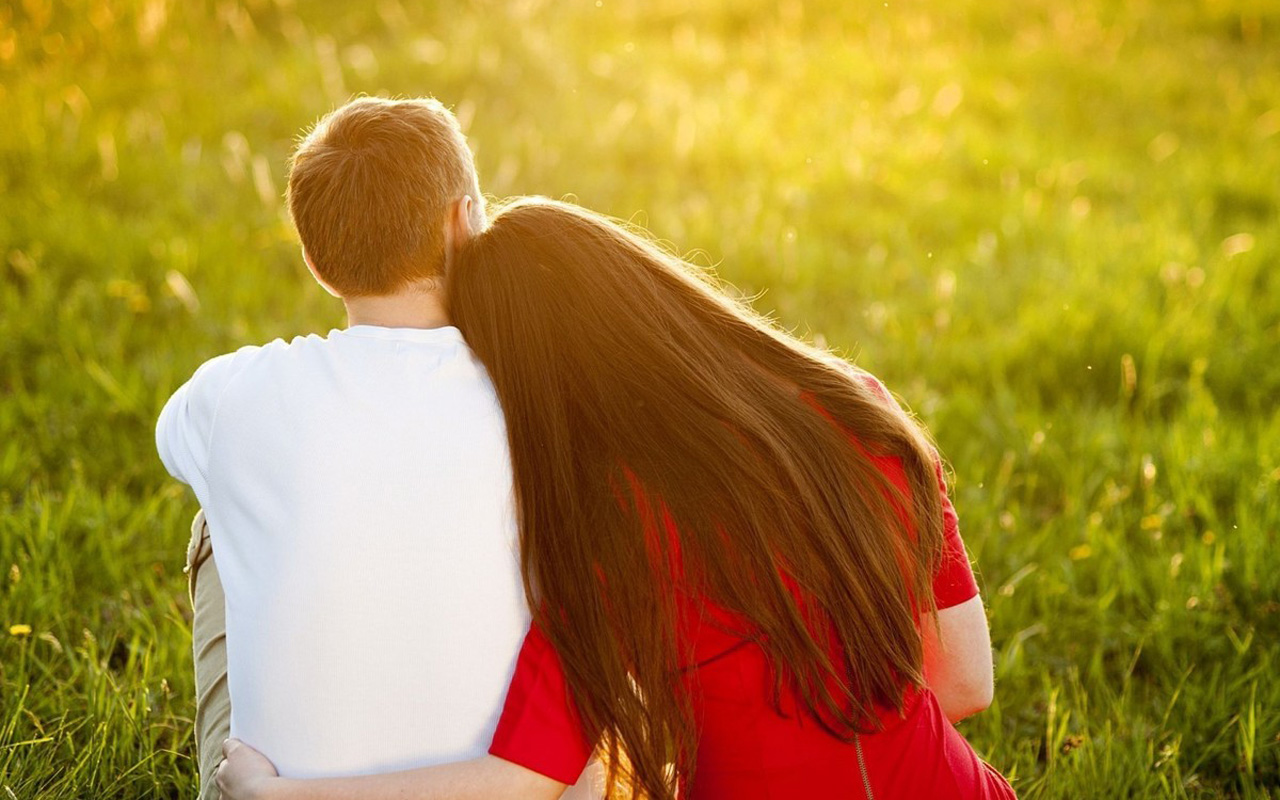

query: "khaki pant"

left=185, top=510, right=229, bottom=800
left=184, top=512, right=601, bottom=799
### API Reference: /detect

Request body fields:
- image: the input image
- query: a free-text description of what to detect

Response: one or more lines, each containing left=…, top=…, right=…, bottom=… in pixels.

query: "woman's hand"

left=216, top=738, right=281, bottom=800
left=212, top=743, right=569, bottom=800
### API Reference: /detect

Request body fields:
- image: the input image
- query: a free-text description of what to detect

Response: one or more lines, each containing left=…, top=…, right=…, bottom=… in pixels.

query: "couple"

left=157, top=96, right=1016, bottom=800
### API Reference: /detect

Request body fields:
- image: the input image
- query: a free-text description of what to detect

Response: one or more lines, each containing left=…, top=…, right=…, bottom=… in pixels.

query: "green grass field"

left=2, top=0, right=1278, bottom=797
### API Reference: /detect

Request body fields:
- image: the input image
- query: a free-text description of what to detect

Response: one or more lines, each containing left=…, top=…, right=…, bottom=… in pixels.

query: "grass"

left=1, top=0, right=1278, bottom=797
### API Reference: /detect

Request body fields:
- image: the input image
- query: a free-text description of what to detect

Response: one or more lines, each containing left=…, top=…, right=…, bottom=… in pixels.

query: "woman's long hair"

left=448, top=198, right=945, bottom=799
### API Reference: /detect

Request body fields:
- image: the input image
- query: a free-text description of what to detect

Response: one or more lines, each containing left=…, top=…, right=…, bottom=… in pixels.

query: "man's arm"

left=218, top=741, right=566, bottom=800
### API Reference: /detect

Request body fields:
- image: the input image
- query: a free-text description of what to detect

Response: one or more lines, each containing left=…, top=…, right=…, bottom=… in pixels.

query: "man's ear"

left=445, top=195, right=478, bottom=253
left=302, top=247, right=341, bottom=298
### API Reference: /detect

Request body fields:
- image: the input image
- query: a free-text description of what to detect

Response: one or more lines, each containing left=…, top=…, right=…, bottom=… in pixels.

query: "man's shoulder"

left=183, top=333, right=330, bottom=396
left=210, top=332, right=334, bottom=369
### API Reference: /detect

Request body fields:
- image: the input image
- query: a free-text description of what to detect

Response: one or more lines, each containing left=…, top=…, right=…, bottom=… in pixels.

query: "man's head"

left=287, top=96, right=485, bottom=298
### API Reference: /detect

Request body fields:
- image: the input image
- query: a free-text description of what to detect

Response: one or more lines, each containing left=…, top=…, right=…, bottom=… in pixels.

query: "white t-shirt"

left=156, top=325, right=530, bottom=779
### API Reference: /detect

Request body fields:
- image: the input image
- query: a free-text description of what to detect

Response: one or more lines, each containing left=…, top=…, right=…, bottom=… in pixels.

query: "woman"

left=220, top=198, right=1015, bottom=799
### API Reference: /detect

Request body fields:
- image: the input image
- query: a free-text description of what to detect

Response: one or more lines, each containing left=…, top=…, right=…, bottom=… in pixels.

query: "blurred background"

left=1, top=0, right=1277, bottom=796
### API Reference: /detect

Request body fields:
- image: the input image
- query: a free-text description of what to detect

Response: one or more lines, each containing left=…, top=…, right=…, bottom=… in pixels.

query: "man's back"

left=157, top=325, right=528, bottom=778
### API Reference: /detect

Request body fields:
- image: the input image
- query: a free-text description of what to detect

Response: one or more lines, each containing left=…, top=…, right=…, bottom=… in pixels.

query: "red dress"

left=489, top=389, right=1017, bottom=799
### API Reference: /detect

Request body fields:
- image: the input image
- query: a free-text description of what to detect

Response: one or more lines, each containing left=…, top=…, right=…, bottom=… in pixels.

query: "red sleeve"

left=489, top=624, right=594, bottom=784
left=930, top=457, right=979, bottom=609
left=857, top=371, right=978, bottom=610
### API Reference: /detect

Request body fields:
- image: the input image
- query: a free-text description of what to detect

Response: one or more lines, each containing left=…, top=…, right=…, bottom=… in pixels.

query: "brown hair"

left=448, top=198, right=945, bottom=799
left=287, top=96, right=481, bottom=297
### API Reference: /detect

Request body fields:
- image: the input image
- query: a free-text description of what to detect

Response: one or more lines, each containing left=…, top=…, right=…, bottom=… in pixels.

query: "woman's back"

left=688, top=626, right=1010, bottom=799
left=666, top=385, right=1012, bottom=797
left=680, top=454, right=1012, bottom=799
left=492, top=446, right=1015, bottom=799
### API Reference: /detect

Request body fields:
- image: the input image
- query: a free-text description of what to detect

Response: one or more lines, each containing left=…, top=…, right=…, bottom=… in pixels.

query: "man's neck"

left=343, top=283, right=451, bottom=329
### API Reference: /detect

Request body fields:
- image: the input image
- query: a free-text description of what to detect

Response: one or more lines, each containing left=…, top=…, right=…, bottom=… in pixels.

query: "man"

left=159, top=97, right=594, bottom=798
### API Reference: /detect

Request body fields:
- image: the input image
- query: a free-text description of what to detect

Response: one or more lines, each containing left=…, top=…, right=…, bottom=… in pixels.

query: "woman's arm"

left=919, top=594, right=995, bottom=723
left=218, top=739, right=568, bottom=800
left=219, top=622, right=593, bottom=800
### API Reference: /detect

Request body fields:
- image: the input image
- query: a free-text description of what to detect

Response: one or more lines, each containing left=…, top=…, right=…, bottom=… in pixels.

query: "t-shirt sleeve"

left=155, top=350, right=247, bottom=502
left=930, top=458, right=979, bottom=609
left=489, top=624, right=594, bottom=785
left=854, top=370, right=978, bottom=609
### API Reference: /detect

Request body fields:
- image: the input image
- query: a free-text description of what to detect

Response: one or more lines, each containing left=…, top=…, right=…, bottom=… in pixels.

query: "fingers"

left=217, top=739, right=241, bottom=793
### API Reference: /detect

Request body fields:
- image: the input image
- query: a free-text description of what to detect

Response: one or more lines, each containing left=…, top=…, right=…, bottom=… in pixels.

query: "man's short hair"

left=287, top=97, right=481, bottom=297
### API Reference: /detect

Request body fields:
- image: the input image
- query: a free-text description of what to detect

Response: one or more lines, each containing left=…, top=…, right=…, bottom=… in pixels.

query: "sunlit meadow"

left=1, top=0, right=1278, bottom=797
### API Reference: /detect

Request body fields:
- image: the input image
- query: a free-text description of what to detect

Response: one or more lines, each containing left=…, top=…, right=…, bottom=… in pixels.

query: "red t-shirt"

left=490, top=382, right=1016, bottom=799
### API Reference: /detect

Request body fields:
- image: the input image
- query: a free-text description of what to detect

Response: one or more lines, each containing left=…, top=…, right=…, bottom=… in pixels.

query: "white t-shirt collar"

left=336, top=324, right=464, bottom=344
